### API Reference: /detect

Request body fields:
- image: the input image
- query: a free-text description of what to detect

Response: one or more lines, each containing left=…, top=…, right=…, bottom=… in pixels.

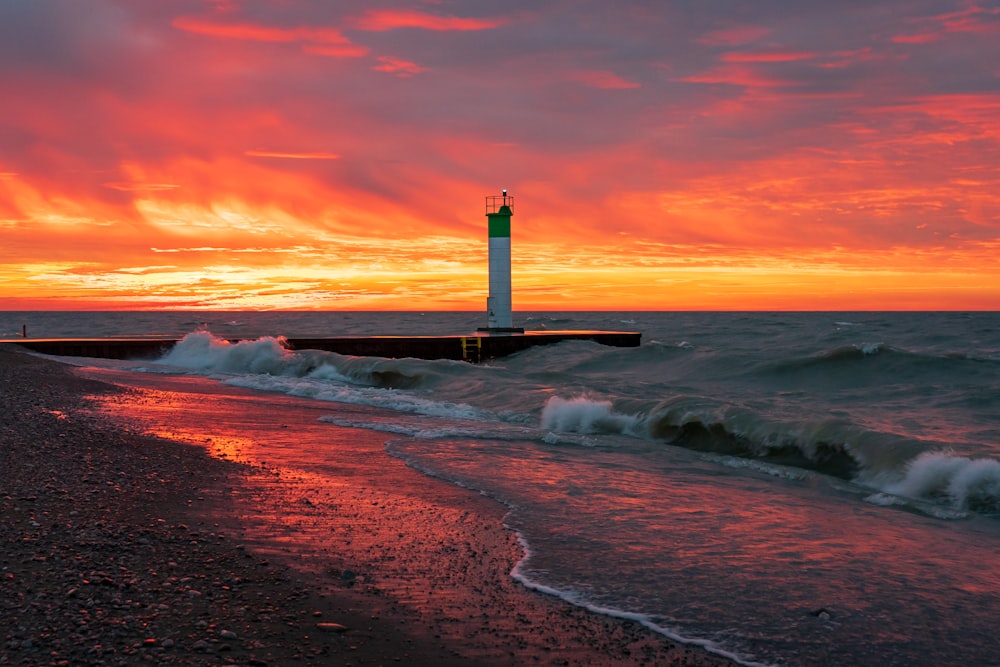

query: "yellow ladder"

left=460, top=336, right=482, bottom=363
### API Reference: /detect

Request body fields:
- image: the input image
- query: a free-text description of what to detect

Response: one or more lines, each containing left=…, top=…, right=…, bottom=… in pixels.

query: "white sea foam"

left=646, top=339, right=693, bottom=349
left=319, top=415, right=540, bottom=442
left=224, top=372, right=494, bottom=422
left=509, top=550, right=777, bottom=667
left=857, top=342, right=884, bottom=355
left=862, top=492, right=969, bottom=519
left=864, top=492, right=907, bottom=507
left=159, top=330, right=294, bottom=374
left=540, top=395, right=642, bottom=436
left=886, top=451, right=1000, bottom=513
left=701, top=453, right=808, bottom=480
left=320, top=413, right=615, bottom=449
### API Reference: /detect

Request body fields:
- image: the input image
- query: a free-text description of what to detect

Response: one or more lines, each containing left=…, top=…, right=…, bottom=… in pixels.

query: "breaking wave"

left=540, top=396, right=643, bottom=436
left=886, top=452, right=1000, bottom=514
left=159, top=330, right=452, bottom=391
left=539, top=394, right=1000, bottom=515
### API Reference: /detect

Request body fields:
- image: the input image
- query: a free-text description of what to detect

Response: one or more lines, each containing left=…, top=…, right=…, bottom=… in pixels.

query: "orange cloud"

left=244, top=151, right=342, bottom=160
left=104, top=182, right=181, bottom=192
left=353, top=10, right=508, bottom=31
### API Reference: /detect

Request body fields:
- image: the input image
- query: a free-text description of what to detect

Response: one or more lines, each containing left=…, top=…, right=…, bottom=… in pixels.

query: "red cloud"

left=721, top=51, right=818, bottom=63
left=932, top=5, right=1000, bottom=34
left=679, top=64, right=792, bottom=88
left=353, top=10, right=507, bottom=31
left=173, top=16, right=357, bottom=47
left=302, top=44, right=370, bottom=58
left=372, top=57, right=428, bottom=77
left=892, top=32, right=941, bottom=44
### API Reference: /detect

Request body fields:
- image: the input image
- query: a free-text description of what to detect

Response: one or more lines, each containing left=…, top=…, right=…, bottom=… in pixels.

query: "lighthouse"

left=482, top=189, right=522, bottom=333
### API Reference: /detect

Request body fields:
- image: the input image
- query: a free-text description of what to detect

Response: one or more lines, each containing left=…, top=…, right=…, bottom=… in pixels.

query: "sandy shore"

left=0, top=346, right=734, bottom=666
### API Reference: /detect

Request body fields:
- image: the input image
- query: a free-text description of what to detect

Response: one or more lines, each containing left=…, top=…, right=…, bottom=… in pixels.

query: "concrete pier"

left=2, top=330, right=641, bottom=363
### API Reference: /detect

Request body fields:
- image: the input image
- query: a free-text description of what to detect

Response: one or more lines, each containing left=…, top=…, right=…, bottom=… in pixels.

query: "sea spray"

left=541, top=395, right=643, bottom=435
left=887, top=452, right=1000, bottom=513
left=161, top=330, right=295, bottom=374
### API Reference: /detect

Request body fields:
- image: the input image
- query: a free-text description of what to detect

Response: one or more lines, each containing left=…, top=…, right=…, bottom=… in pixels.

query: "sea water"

left=4, top=311, right=999, bottom=666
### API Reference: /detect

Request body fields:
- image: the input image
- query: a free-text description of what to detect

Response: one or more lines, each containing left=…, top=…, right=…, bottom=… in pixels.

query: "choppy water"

left=5, top=310, right=1000, bottom=666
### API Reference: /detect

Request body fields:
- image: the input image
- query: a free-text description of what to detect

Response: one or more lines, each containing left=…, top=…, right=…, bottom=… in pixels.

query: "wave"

left=156, top=331, right=506, bottom=424
left=522, top=315, right=576, bottom=328
left=540, top=396, right=644, bottom=436
left=884, top=452, right=1000, bottom=514
left=158, top=330, right=471, bottom=391
left=771, top=342, right=999, bottom=373
left=159, top=330, right=299, bottom=375
left=538, top=394, right=1000, bottom=515
left=541, top=394, right=886, bottom=479
left=760, top=342, right=1000, bottom=392
left=769, top=342, right=898, bottom=374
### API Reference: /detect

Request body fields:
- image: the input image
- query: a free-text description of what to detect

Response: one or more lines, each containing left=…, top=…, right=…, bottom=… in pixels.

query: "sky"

left=1, top=0, right=998, bottom=311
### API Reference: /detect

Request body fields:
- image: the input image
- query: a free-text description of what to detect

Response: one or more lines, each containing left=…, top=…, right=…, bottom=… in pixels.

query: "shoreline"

left=1, top=346, right=734, bottom=666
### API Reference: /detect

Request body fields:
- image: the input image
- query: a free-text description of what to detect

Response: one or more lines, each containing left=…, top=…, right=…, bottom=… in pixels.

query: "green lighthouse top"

left=486, top=190, right=512, bottom=237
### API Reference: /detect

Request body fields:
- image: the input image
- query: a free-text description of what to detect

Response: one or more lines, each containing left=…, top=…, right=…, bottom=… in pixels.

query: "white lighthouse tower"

left=481, top=190, right=522, bottom=333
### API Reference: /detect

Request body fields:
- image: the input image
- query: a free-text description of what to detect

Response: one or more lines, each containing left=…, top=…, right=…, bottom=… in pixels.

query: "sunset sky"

left=1, top=0, right=998, bottom=311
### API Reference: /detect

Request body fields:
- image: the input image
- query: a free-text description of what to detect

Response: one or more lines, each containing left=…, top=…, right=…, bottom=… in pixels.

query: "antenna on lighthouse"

left=479, top=190, right=523, bottom=333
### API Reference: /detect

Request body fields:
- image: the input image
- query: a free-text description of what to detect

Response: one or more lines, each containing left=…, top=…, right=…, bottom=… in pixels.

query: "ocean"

left=4, top=310, right=999, bottom=666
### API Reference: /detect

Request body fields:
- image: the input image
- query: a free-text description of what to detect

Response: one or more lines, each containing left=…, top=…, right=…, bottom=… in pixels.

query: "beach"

left=0, top=345, right=732, bottom=666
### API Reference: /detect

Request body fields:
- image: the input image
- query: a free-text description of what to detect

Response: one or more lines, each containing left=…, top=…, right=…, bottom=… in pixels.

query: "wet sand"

left=1, top=346, right=734, bottom=666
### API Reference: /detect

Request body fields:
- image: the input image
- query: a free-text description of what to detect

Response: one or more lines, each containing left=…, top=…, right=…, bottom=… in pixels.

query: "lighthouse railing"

left=485, top=195, right=514, bottom=214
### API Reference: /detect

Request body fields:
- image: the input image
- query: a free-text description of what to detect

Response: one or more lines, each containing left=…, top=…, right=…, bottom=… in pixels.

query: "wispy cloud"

left=372, top=56, right=428, bottom=77
left=352, top=10, right=508, bottom=32
left=172, top=16, right=367, bottom=57
left=104, top=182, right=181, bottom=192
left=720, top=51, right=818, bottom=63
left=891, top=33, right=941, bottom=44
left=173, top=16, right=349, bottom=44
left=244, top=151, right=342, bottom=160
